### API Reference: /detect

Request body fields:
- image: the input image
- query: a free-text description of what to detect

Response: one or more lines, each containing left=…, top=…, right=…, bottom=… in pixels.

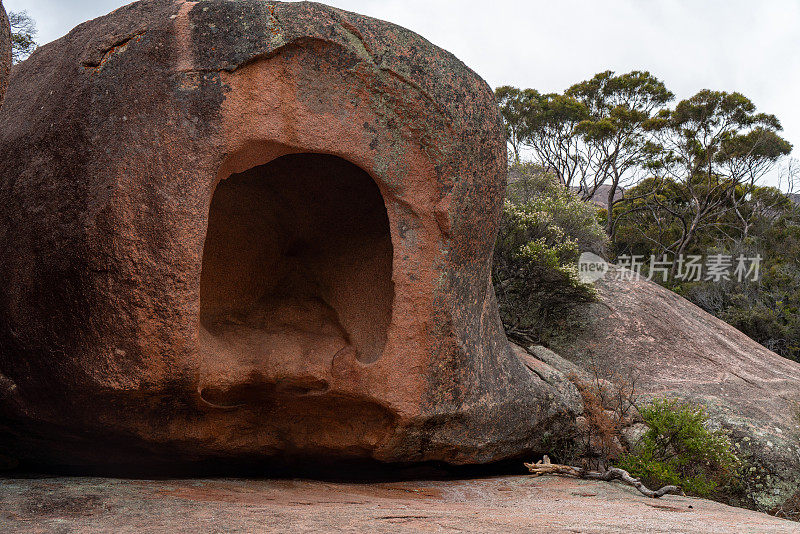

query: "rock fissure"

left=82, top=31, right=146, bottom=70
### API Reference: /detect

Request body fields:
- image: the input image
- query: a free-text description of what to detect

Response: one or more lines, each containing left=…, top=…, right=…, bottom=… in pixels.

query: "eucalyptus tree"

left=630, top=90, right=792, bottom=268
left=496, top=85, right=594, bottom=190
left=8, top=10, right=36, bottom=63
left=495, top=85, right=536, bottom=163
left=567, top=71, right=673, bottom=237
left=495, top=71, right=672, bottom=224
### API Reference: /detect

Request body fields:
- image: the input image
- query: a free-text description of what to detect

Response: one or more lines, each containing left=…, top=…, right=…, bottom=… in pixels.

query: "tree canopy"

left=495, top=73, right=797, bottom=361
left=496, top=71, right=673, bottom=238
left=9, top=10, right=36, bottom=63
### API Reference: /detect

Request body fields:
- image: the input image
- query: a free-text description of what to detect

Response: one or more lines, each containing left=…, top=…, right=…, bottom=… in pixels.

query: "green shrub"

left=492, top=163, right=607, bottom=343
left=506, top=163, right=608, bottom=256
left=617, top=398, right=741, bottom=498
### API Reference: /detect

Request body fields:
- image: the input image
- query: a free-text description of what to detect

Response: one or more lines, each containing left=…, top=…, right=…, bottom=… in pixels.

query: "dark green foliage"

left=618, top=399, right=741, bottom=498
left=615, top=90, right=792, bottom=266
left=567, top=70, right=673, bottom=236
left=495, top=85, right=590, bottom=187
left=492, top=164, right=607, bottom=343
left=495, top=85, right=538, bottom=163
left=609, top=90, right=795, bottom=360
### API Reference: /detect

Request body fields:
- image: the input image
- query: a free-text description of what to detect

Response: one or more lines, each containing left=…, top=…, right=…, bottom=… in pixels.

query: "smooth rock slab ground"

left=1, top=476, right=797, bottom=533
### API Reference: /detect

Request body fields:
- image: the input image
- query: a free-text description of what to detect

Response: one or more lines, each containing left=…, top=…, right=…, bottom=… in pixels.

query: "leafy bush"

left=617, top=398, right=741, bottom=498
left=506, top=163, right=608, bottom=255
left=492, top=164, right=607, bottom=343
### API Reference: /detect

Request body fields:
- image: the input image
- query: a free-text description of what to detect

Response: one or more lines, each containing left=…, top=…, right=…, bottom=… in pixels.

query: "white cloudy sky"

left=8, top=0, right=800, bottom=187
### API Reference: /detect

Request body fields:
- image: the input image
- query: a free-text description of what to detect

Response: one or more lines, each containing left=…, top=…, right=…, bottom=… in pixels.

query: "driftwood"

left=525, top=455, right=683, bottom=498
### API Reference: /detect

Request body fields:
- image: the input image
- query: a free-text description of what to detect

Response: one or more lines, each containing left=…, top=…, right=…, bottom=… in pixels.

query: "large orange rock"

left=0, top=0, right=579, bottom=470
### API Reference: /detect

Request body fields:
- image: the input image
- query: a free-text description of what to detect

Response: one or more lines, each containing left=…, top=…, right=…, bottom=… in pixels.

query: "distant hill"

left=570, top=184, right=625, bottom=208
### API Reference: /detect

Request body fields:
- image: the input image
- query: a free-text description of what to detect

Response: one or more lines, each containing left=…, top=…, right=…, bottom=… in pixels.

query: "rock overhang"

left=0, top=0, right=580, bottom=469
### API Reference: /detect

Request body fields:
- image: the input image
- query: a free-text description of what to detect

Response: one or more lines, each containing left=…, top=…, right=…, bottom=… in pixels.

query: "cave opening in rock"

left=199, top=153, right=394, bottom=386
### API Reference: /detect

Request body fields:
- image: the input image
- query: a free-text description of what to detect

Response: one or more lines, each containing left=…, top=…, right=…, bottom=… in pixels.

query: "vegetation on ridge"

left=9, top=10, right=36, bottom=64
left=492, top=164, right=606, bottom=344
left=495, top=71, right=800, bottom=361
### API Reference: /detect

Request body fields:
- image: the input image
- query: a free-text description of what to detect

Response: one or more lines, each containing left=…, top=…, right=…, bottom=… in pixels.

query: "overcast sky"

left=8, top=0, right=800, bottom=187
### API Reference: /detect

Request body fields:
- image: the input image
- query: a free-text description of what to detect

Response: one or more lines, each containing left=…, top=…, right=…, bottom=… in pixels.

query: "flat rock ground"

left=1, top=476, right=798, bottom=533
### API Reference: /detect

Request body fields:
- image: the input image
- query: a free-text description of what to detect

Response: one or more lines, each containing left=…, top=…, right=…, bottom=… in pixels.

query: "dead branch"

left=525, top=455, right=683, bottom=498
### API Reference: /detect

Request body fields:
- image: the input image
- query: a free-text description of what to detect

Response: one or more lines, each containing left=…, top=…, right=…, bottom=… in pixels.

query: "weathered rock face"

left=0, top=1, right=10, bottom=106
left=4, top=476, right=799, bottom=533
left=545, top=268, right=800, bottom=514
left=0, top=0, right=578, bottom=470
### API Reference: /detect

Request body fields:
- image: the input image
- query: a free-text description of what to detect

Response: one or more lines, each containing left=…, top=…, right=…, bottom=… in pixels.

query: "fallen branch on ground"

left=525, top=455, right=683, bottom=498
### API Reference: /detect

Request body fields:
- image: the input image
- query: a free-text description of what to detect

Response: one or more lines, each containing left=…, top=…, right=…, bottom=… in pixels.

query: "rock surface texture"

left=0, top=0, right=577, bottom=469
left=0, top=1, right=10, bottom=106
left=546, top=268, right=800, bottom=515
left=1, top=476, right=797, bottom=533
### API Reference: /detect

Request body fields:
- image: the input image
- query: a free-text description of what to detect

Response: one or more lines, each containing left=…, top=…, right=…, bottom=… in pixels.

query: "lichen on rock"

left=0, top=0, right=579, bottom=470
